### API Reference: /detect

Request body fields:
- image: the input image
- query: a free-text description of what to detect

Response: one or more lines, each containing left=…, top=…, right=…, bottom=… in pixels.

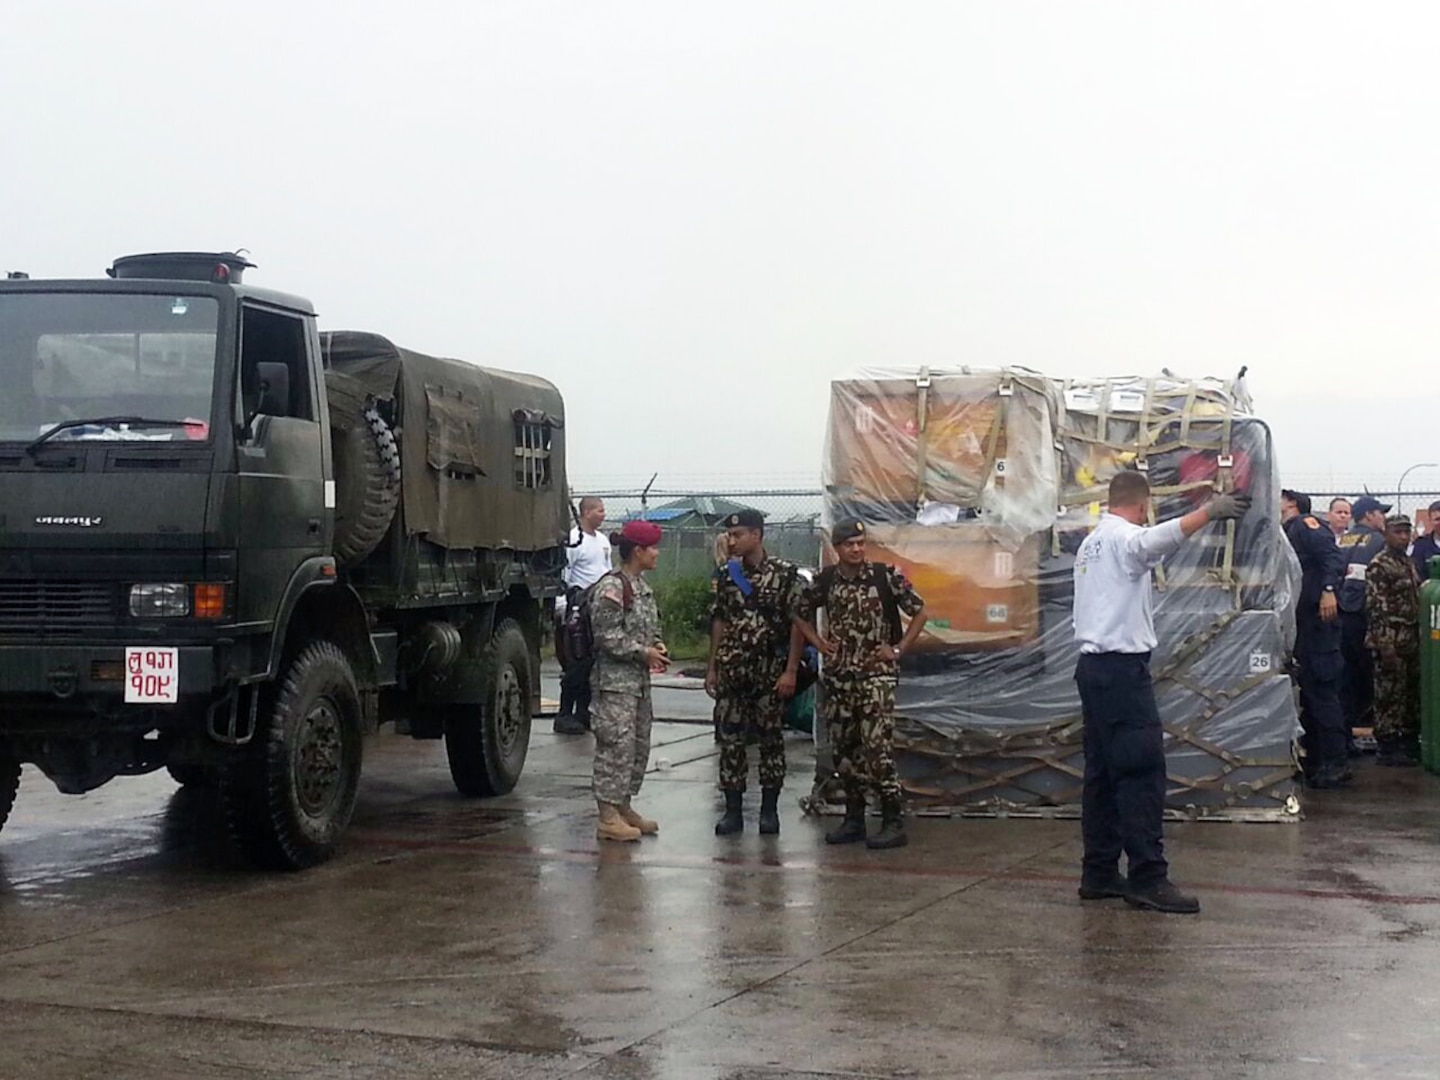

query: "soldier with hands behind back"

left=1366, top=513, right=1422, bottom=767
left=707, top=510, right=805, bottom=836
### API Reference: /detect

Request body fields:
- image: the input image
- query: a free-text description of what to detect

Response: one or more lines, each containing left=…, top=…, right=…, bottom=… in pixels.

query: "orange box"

left=827, top=377, right=1005, bottom=507
left=825, top=522, right=1039, bottom=652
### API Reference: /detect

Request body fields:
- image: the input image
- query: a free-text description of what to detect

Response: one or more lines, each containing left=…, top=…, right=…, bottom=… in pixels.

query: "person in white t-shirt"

left=555, top=497, right=613, bottom=735
left=1072, top=471, right=1249, bottom=915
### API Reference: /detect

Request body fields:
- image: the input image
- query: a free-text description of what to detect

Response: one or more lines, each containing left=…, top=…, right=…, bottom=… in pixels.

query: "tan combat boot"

left=596, top=801, right=641, bottom=842
left=618, top=800, right=659, bottom=836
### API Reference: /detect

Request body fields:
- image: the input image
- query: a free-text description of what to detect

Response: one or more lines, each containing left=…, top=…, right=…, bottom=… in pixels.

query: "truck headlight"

left=129, top=583, right=190, bottom=618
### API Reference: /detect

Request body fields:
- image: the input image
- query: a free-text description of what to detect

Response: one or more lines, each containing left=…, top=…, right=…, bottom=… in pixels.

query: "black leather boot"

left=714, top=790, right=744, bottom=836
left=865, top=797, right=908, bottom=849
left=758, top=788, right=781, bottom=835
left=824, top=798, right=867, bottom=845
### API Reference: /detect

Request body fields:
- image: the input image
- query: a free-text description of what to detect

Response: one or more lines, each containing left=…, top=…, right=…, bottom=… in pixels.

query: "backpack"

left=815, top=563, right=903, bottom=645
left=563, top=571, right=632, bottom=666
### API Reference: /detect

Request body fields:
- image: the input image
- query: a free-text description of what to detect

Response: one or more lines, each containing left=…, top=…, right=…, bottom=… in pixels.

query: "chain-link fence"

left=569, top=484, right=1440, bottom=584
left=1298, top=490, right=1440, bottom=528
left=577, top=488, right=826, bottom=584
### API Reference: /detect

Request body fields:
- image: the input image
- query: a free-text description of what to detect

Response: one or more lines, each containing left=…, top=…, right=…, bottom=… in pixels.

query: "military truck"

left=0, top=252, right=568, bottom=867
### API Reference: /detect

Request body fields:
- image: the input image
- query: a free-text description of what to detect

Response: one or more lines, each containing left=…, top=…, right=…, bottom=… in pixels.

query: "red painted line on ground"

left=348, top=829, right=1440, bottom=907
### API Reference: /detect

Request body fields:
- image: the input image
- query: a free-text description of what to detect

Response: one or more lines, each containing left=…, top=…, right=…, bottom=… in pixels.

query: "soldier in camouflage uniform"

left=1365, top=512, right=1421, bottom=767
left=590, top=520, right=670, bottom=841
left=796, top=519, right=927, bottom=850
left=706, top=509, right=805, bottom=836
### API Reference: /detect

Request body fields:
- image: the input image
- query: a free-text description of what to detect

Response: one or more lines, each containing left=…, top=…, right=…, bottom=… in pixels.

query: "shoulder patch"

left=1305, top=517, right=1320, bottom=529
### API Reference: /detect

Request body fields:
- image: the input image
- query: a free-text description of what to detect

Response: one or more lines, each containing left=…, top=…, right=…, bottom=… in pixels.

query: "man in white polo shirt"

left=555, top=497, right=613, bottom=735
left=1072, top=471, right=1250, bottom=915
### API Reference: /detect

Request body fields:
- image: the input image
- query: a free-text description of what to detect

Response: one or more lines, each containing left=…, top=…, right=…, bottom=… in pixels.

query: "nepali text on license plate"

left=125, top=647, right=179, bottom=704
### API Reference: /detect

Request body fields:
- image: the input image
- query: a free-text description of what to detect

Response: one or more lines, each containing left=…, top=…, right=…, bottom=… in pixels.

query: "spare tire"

left=331, top=401, right=401, bottom=566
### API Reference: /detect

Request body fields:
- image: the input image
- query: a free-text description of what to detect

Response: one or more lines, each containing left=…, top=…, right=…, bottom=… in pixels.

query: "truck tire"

left=445, top=619, right=532, bottom=797
left=0, top=746, right=19, bottom=834
left=331, top=402, right=400, bottom=566
left=220, top=641, right=364, bottom=870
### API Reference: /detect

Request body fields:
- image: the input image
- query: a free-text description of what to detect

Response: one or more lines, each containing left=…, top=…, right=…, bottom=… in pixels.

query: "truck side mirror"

left=255, top=362, right=291, bottom=418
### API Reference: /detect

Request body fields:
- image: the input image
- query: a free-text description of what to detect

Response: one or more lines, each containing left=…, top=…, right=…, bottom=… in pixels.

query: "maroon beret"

left=619, top=520, right=663, bottom=546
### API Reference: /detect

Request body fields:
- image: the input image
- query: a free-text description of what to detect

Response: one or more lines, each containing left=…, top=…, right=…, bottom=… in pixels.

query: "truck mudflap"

left=0, top=645, right=219, bottom=699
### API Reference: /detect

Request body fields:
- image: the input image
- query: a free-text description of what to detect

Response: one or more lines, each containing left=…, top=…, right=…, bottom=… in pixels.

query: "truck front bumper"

left=0, top=644, right=220, bottom=698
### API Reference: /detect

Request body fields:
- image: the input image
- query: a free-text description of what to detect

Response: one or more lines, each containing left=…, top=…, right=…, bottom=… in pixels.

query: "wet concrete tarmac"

left=4, top=687, right=1440, bottom=1078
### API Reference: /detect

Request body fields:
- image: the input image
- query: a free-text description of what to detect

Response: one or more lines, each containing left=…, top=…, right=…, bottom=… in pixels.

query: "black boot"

left=825, top=798, right=867, bottom=845
left=714, top=790, right=744, bottom=836
left=1078, top=872, right=1128, bottom=900
left=1307, top=764, right=1353, bottom=789
left=553, top=714, right=588, bottom=735
left=1125, top=878, right=1201, bottom=914
left=758, top=788, right=781, bottom=835
left=866, top=797, right=908, bottom=850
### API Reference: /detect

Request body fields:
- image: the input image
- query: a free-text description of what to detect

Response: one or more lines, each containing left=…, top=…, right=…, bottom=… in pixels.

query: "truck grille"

left=0, top=581, right=119, bottom=631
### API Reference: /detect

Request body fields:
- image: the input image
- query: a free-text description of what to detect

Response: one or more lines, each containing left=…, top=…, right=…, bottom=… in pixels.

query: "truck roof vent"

left=107, top=251, right=255, bottom=284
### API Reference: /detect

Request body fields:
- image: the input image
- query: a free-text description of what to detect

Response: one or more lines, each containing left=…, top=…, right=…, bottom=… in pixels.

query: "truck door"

left=234, top=304, right=328, bottom=626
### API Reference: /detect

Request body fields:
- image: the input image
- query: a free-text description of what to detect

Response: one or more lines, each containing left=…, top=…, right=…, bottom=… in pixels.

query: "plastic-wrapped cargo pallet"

left=821, top=368, right=1304, bottom=821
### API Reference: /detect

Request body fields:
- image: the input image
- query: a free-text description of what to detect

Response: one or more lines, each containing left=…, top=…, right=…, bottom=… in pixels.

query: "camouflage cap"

left=1386, top=512, right=1413, bottom=529
left=723, top=509, right=765, bottom=530
left=831, top=518, right=867, bottom=544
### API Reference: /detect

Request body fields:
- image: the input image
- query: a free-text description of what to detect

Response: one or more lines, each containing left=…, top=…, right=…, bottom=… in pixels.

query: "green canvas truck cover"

left=320, top=330, right=567, bottom=553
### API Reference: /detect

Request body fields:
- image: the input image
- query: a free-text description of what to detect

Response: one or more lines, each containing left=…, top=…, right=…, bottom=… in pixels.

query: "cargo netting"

left=818, top=368, right=1303, bottom=821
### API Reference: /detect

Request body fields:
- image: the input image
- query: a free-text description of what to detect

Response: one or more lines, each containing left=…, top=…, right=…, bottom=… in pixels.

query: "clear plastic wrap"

left=822, top=369, right=1302, bottom=819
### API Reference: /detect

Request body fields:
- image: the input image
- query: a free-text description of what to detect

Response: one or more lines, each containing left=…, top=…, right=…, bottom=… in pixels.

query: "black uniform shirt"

left=1285, top=513, right=1347, bottom=612
left=1337, top=523, right=1385, bottom=614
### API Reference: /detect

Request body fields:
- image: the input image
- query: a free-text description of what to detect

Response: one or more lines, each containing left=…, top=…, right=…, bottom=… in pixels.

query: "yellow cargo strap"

left=913, top=367, right=932, bottom=510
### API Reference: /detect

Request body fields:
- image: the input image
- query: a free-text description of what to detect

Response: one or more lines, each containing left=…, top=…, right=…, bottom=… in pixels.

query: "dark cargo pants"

left=825, top=675, right=902, bottom=803
left=1294, top=611, right=1349, bottom=774
left=1075, top=652, right=1169, bottom=890
left=716, top=691, right=786, bottom=793
left=1339, top=609, right=1374, bottom=728
left=1371, top=643, right=1420, bottom=744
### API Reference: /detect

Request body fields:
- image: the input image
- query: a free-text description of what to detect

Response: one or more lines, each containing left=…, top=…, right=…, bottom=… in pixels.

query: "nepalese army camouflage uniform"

left=710, top=556, right=805, bottom=793
left=1364, top=547, right=1420, bottom=743
left=801, top=563, right=924, bottom=803
left=589, top=570, right=661, bottom=805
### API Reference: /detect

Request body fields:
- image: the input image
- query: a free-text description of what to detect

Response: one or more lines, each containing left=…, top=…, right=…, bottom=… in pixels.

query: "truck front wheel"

left=445, top=619, right=532, bottom=797
left=221, top=642, right=364, bottom=869
left=0, top=744, right=19, bottom=835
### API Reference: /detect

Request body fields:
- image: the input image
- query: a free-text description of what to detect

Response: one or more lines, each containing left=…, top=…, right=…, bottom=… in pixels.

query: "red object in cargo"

left=1178, top=450, right=1251, bottom=504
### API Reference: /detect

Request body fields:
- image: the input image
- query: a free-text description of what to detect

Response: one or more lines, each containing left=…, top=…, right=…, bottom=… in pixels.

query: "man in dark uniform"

left=1410, top=500, right=1440, bottom=582
left=1337, top=495, right=1390, bottom=734
left=796, top=519, right=927, bottom=850
left=706, top=509, right=805, bottom=836
left=1366, top=513, right=1422, bottom=766
left=1280, top=489, right=1351, bottom=788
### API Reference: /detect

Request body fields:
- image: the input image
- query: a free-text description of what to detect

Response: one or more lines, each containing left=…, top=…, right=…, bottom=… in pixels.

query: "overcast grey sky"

left=4, top=2, right=1437, bottom=495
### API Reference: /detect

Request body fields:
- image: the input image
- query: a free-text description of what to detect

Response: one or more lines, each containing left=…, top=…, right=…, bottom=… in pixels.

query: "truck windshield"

left=0, top=293, right=221, bottom=443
